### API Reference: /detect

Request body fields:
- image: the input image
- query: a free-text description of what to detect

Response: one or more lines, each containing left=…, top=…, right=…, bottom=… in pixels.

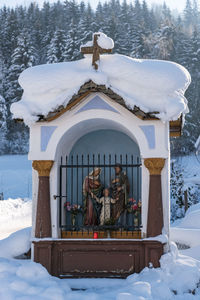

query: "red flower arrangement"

left=127, top=198, right=141, bottom=214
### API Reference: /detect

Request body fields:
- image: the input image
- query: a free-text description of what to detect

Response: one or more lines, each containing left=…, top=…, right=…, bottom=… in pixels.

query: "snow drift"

left=171, top=203, right=200, bottom=261
left=0, top=227, right=31, bottom=258
left=1, top=239, right=200, bottom=299
left=11, top=51, right=191, bottom=125
left=0, top=197, right=32, bottom=239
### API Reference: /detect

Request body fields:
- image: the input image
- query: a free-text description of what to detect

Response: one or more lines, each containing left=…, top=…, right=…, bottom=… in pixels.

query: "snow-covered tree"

left=3, top=29, right=37, bottom=153
left=170, top=159, right=200, bottom=221
left=0, top=0, right=199, bottom=154
left=170, top=161, right=185, bottom=221
left=4, top=29, right=37, bottom=104
left=47, top=29, right=67, bottom=63
left=64, top=23, right=81, bottom=61
left=0, top=95, right=8, bottom=154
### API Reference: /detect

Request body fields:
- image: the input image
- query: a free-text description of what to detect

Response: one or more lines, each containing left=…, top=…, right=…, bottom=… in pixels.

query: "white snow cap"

left=96, top=32, right=114, bottom=49
left=81, top=32, right=114, bottom=49
left=11, top=38, right=191, bottom=125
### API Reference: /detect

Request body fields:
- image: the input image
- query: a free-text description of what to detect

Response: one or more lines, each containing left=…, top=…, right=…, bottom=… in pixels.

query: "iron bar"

left=59, top=156, right=63, bottom=228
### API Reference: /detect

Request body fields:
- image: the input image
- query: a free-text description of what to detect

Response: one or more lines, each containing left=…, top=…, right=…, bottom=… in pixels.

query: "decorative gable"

left=75, top=94, right=119, bottom=114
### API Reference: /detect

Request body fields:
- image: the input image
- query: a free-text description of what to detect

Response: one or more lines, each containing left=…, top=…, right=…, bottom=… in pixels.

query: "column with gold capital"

left=144, top=158, right=165, bottom=238
left=32, top=160, right=54, bottom=238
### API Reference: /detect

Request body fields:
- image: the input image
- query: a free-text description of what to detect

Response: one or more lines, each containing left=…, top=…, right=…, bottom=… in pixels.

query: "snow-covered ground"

left=171, top=202, right=200, bottom=261
left=0, top=198, right=32, bottom=239
left=1, top=154, right=200, bottom=299
left=0, top=201, right=200, bottom=299
left=0, top=155, right=32, bottom=199
left=1, top=226, right=200, bottom=299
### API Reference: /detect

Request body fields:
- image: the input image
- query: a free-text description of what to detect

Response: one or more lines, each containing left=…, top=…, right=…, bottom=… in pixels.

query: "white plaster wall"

left=162, top=158, right=170, bottom=236
left=28, top=93, right=169, bottom=161
left=162, top=122, right=170, bottom=237
left=31, top=168, right=38, bottom=239
left=29, top=92, right=170, bottom=239
left=50, top=162, right=60, bottom=238
left=141, top=159, right=149, bottom=236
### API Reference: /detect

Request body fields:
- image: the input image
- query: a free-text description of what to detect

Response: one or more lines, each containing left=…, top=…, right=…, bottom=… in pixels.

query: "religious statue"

left=83, top=168, right=103, bottom=226
left=111, top=164, right=130, bottom=222
left=91, top=188, right=116, bottom=226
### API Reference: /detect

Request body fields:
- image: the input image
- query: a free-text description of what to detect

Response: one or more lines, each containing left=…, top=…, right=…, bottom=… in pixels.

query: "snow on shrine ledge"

left=10, top=53, right=191, bottom=126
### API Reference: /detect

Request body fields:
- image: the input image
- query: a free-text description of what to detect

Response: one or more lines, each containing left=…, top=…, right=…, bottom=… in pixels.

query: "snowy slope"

left=171, top=202, right=200, bottom=260
left=0, top=155, right=32, bottom=199
left=0, top=198, right=32, bottom=239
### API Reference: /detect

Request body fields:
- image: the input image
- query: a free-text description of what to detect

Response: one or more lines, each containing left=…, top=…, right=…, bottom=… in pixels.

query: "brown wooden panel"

left=33, top=242, right=52, bottom=273
left=144, top=241, right=163, bottom=268
left=59, top=250, right=136, bottom=276
left=33, top=240, right=164, bottom=278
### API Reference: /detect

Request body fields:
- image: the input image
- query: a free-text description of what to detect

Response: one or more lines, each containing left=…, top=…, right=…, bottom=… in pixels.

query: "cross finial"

left=81, top=33, right=113, bottom=70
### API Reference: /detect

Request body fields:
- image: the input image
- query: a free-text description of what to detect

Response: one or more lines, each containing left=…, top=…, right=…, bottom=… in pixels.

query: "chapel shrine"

left=11, top=32, right=191, bottom=278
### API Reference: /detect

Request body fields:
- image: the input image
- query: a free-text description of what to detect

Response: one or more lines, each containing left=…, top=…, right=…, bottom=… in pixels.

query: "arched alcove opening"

left=54, top=118, right=141, bottom=160
left=55, top=119, right=142, bottom=238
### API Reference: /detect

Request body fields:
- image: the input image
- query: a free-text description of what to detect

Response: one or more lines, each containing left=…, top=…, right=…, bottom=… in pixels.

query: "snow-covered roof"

left=11, top=52, right=191, bottom=125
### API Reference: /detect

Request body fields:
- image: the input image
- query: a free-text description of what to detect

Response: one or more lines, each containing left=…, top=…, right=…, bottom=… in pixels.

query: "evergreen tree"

left=78, top=4, right=94, bottom=48
left=4, top=30, right=37, bottom=104
left=47, top=29, right=67, bottom=63
left=64, top=22, right=81, bottom=61
left=3, top=30, right=37, bottom=153
left=0, top=0, right=199, bottom=155
left=0, top=95, right=7, bottom=154
left=170, top=159, right=200, bottom=221
left=184, top=0, right=194, bottom=32
left=170, top=161, right=185, bottom=221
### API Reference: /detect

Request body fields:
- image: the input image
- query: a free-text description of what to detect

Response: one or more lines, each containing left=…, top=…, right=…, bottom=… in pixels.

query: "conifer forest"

left=0, top=0, right=199, bottom=155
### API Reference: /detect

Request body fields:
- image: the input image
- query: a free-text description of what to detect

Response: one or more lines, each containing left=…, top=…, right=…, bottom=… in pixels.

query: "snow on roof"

left=11, top=53, right=191, bottom=125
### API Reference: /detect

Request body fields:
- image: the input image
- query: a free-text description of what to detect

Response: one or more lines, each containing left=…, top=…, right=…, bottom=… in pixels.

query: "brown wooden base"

left=33, top=239, right=164, bottom=278
left=61, top=230, right=142, bottom=239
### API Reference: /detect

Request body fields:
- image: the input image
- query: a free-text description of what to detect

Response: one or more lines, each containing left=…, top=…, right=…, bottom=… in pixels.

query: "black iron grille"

left=58, top=154, right=142, bottom=235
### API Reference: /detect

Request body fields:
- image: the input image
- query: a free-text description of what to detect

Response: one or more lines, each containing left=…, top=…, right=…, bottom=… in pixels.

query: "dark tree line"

left=0, top=0, right=199, bottom=154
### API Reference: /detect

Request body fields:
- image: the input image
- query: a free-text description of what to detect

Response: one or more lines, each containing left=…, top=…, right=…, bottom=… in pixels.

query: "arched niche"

left=56, top=127, right=141, bottom=230
left=55, top=118, right=141, bottom=161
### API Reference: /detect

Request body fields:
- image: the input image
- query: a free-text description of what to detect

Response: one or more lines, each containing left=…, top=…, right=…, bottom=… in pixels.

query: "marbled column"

left=32, top=160, right=54, bottom=238
left=144, top=158, right=165, bottom=238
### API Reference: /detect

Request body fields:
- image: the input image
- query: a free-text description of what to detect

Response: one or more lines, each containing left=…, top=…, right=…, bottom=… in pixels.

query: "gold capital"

left=32, top=160, right=54, bottom=176
left=144, top=158, right=165, bottom=175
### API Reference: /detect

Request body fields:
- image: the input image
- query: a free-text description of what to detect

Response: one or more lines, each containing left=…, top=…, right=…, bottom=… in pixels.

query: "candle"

left=93, top=232, right=98, bottom=239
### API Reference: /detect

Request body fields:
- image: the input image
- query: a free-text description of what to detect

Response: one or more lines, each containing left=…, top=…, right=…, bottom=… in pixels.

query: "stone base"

left=33, top=240, right=164, bottom=278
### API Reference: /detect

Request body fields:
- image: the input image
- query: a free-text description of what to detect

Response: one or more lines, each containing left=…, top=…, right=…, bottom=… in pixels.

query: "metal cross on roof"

left=81, top=33, right=112, bottom=70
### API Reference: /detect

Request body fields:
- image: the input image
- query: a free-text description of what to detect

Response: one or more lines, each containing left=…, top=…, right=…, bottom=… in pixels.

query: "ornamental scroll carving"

left=32, top=160, right=54, bottom=177
left=144, top=158, right=165, bottom=175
